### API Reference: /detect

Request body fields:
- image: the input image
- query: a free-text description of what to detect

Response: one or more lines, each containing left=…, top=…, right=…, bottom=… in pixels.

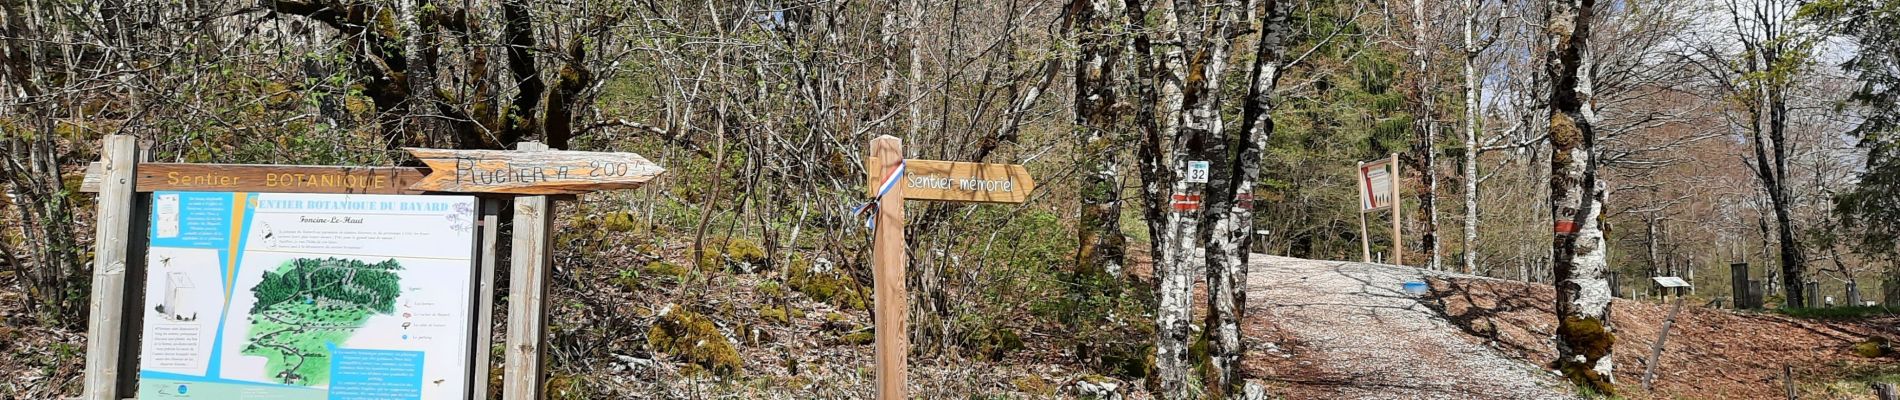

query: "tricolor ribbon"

left=852, top=159, right=906, bottom=229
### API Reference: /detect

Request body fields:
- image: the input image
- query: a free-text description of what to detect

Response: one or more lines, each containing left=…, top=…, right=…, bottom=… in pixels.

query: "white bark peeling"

left=1569, top=182, right=1611, bottom=319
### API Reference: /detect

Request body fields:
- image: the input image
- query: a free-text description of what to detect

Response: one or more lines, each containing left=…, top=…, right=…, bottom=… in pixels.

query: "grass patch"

left=1775, top=306, right=1900, bottom=320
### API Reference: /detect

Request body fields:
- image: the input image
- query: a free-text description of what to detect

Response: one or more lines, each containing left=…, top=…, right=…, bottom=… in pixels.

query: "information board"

left=136, top=192, right=478, bottom=399
left=1359, top=159, right=1396, bottom=211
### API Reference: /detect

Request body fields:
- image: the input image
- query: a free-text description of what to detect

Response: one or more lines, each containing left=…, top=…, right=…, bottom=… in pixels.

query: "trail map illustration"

left=242, top=258, right=405, bottom=386
left=136, top=192, right=476, bottom=400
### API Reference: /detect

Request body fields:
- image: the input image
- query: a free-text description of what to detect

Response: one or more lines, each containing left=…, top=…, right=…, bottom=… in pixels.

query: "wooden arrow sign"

left=869, top=158, right=1035, bottom=204
left=405, top=148, right=665, bottom=194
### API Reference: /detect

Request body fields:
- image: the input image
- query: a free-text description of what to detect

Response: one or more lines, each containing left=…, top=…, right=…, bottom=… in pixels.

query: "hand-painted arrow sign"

left=405, top=148, right=665, bottom=194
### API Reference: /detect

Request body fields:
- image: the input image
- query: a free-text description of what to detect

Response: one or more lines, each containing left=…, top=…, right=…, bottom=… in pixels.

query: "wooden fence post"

left=503, top=142, right=555, bottom=400
left=473, top=199, right=503, bottom=400
left=1356, top=161, right=1371, bottom=263
left=867, top=136, right=908, bottom=400
left=1389, top=153, right=1402, bottom=267
left=82, top=135, right=139, bottom=400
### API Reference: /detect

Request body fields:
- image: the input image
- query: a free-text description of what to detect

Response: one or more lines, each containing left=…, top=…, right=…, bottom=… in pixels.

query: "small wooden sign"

left=869, top=158, right=1034, bottom=204
left=82, top=162, right=428, bottom=195
left=406, top=148, right=665, bottom=195
left=1652, top=277, right=1691, bottom=288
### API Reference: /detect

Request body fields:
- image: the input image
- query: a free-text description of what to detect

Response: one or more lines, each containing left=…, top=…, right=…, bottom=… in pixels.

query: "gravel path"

left=1247, top=255, right=1577, bottom=399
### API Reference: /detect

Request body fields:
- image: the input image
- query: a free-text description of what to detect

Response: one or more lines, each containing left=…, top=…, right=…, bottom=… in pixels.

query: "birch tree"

left=1545, top=0, right=1616, bottom=393
left=1408, top=0, right=1446, bottom=270
left=1153, top=0, right=1239, bottom=396
left=1197, top=0, right=1292, bottom=395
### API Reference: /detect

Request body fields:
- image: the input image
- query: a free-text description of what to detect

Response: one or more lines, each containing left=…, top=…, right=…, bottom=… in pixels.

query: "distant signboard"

left=137, top=192, right=478, bottom=399
left=1653, top=277, right=1692, bottom=288
left=1358, top=158, right=1396, bottom=211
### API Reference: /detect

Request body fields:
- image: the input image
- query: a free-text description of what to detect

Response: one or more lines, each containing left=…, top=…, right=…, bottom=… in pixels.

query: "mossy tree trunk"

left=1545, top=0, right=1615, bottom=394
left=1070, top=0, right=1129, bottom=368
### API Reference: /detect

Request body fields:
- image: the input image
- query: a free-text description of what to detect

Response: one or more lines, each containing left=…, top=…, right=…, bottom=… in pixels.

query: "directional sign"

left=872, top=158, right=1034, bottom=204
left=83, top=162, right=429, bottom=195
left=1652, top=277, right=1692, bottom=288
left=406, top=148, right=665, bottom=195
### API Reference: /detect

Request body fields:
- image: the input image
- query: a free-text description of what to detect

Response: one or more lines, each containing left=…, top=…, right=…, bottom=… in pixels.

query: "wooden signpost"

left=1357, top=154, right=1402, bottom=265
left=862, top=135, right=1034, bottom=400
left=77, top=136, right=662, bottom=400
left=1643, top=276, right=1693, bottom=391
left=407, top=147, right=665, bottom=195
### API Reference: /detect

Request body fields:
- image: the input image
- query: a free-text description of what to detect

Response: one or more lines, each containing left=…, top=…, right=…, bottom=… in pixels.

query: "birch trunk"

left=1198, top=0, right=1290, bottom=395
left=1460, top=0, right=1481, bottom=274
left=1155, top=0, right=1230, bottom=396
left=1546, top=0, right=1614, bottom=393
left=1127, top=0, right=1172, bottom=268
left=1410, top=0, right=1441, bottom=270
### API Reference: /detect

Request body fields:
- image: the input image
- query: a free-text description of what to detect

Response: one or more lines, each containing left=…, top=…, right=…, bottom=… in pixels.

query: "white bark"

left=1153, top=2, right=1196, bottom=397
left=1461, top=0, right=1481, bottom=274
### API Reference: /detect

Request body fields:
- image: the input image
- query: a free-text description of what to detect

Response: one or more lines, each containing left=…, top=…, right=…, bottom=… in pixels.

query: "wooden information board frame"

left=75, top=136, right=661, bottom=400
left=1356, top=153, right=1403, bottom=265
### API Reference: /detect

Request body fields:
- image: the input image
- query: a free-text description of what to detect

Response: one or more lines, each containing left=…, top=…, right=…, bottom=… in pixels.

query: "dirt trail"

left=1242, top=255, right=1577, bottom=399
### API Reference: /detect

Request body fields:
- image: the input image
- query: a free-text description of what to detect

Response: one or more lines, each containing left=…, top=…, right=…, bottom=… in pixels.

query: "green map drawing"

left=241, top=257, right=404, bottom=386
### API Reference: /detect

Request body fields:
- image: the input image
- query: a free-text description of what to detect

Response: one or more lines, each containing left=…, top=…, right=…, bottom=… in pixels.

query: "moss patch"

left=787, top=256, right=866, bottom=310
left=698, top=238, right=770, bottom=273
left=757, top=305, right=804, bottom=324
left=837, top=330, right=875, bottom=345
left=647, top=306, right=742, bottom=376
left=644, top=261, right=688, bottom=279
left=1011, top=375, right=1054, bottom=396
left=1552, top=316, right=1616, bottom=396
left=1855, top=337, right=1891, bottom=358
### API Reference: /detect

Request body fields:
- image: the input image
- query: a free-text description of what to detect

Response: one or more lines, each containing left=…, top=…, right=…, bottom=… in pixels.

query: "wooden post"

left=1806, top=281, right=1820, bottom=310
left=1848, top=280, right=1862, bottom=307
left=1357, top=161, right=1372, bottom=263
left=1732, top=263, right=1749, bottom=309
left=867, top=136, right=908, bottom=400
left=1872, top=382, right=1897, bottom=400
left=473, top=199, right=503, bottom=399
left=1641, top=294, right=1685, bottom=391
left=82, top=135, right=139, bottom=400
left=503, top=142, right=556, bottom=400
left=1389, top=153, right=1403, bottom=267
left=1783, top=364, right=1796, bottom=400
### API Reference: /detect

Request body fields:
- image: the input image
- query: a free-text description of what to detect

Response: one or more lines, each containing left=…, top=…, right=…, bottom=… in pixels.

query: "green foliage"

left=1823, top=0, right=1900, bottom=262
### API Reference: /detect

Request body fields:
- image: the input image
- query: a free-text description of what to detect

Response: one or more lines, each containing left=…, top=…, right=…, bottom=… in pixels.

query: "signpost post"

left=862, top=135, right=1034, bottom=400
left=1357, top=154, right=1402, bottom=265
left=1643, top=276, right=1693, bottom=390
left=78, top=136, right=663, bottom=400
